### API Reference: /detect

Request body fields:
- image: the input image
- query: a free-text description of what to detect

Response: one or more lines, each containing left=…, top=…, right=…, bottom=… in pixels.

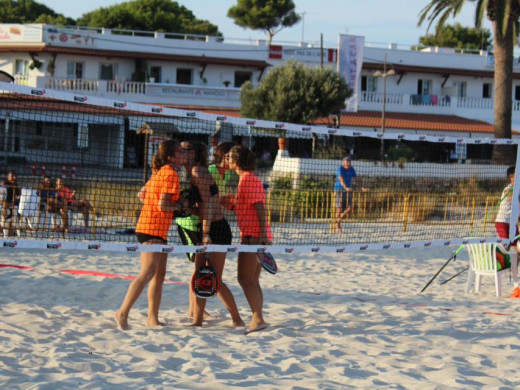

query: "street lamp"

left=374, top=53, right=395, bottom=162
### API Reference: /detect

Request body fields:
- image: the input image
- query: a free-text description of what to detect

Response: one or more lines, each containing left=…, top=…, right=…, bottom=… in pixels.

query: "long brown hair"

left=191, top=141, right=209, bottom=168
left=152, top=139, right=179, bottom=172
left=229, top=145, right=257, bottom=171
left=213, top=141, right=236, bottom=165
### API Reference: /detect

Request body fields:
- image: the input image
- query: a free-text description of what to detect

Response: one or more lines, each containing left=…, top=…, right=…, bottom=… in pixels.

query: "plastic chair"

left=465, top=243, right=518, bottom=297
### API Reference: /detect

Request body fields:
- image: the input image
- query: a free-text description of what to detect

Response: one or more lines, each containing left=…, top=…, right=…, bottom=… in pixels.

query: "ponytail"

left=152, top=139, right=179, bottom=173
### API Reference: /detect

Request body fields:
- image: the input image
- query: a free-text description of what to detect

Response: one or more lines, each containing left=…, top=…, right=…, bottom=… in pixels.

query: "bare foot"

left=114, top=311, right=129, bottom=331
left=189, top=321, right=203, bottom=327
left=233, top=319, right=246, bottom=328
left=245, top=321, right=268, bottom=335
left=146, top=319, right=167, bottom=328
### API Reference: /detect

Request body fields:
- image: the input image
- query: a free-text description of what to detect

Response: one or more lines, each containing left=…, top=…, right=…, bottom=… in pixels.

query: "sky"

left=37, top=0, right=491, bottom=48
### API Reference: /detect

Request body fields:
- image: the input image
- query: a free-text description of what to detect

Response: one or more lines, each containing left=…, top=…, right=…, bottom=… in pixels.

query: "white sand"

left=1, top=246, right=520, bottom=389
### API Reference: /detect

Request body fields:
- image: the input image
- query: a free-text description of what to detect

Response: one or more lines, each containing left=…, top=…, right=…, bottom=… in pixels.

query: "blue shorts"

left=335, top=191, right=352, bottom=210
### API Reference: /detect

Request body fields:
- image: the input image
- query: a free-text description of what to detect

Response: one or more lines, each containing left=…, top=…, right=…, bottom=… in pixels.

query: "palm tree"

left=419, top=0, right=520, bottom=164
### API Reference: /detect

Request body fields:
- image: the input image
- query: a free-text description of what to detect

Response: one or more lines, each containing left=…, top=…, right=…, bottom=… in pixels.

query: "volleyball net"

left=0, top=82, right=518, bottom=254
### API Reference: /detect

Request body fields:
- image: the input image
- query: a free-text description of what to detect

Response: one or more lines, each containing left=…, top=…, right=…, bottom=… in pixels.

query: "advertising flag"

left=338, top=34, right=364, bottom=112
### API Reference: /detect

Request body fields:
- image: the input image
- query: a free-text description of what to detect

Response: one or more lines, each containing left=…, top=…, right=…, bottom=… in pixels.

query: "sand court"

left=1, top=246, right=520, bottom=388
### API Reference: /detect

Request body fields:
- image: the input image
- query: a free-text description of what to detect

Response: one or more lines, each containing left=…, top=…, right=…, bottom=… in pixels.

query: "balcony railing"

left=45, top=78, right=99, bottom=92
left=106, top=80, right=146, bottom=94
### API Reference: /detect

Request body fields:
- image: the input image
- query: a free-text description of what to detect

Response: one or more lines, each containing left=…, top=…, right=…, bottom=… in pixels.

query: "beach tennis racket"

left=191, top=264, right=220, bottom=299
left=257, top=252, right=278, bottom=274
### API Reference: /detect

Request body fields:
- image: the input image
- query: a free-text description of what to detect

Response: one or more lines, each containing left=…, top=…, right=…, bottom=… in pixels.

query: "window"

left=234, top=71, right=252, bottom=88
left=67, top=61, right=84, bottom=79
left=99, top=64, right=117, bottom=80
left=361, top=75, right=378, bottom=92
left=515, top=86, right=520, bottom=101
left=150, top=66, right=161, bottom=83
left=455, top=81, right=467, bottom=98
left=417, top=79, right=432, bottom=95
left=14, top=59, right=29, bottom=75
left=482, top=83, right=492, bottom=98
left=176, top=68, right=192, bottom=85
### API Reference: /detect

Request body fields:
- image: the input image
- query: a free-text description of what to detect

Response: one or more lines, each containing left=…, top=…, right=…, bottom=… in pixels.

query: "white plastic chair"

left=465, top=243, right=518, bottom=297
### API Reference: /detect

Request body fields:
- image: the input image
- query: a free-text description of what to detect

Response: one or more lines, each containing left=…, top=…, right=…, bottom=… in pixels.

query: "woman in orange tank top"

left=115, top=140, right=185, bottom=331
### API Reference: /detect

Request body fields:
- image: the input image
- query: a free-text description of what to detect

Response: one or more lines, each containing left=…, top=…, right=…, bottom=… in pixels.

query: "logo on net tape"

left=126, top=245, right=139, bottom=252
left=301, top=126, right=312, bottom=132
left=457, top=138, right=464, bottom=143
left=444, top=241, right=451, bottom=246
left=474, top=139, right=481, bottom=144
left=507, top=139, right=514, bottom=144
left=424, top=241, right=432, bottom=247
left=227, top=246, right=238, bottom=253
left=216, top=116, right=227, bottom=121
left=479, top=239, right=487, bottom=243
left=353, top=132, right=362, bottom=136
left=328, top=129, right=338, bottom=135
left=404, top=243, right=412, bottom=248
left=256, top=247, right=267, bottom=253
left=359, top=245, right=369, bottom=251
left=151, top=107, right=163, bottom=113
left=275, top=124, right=285, bottom=130
left=419, top=136, right=427, bottom=141
left=31, top=89, right=46, bottom=96
left=246, top=120, right=256, bottom=126
left=285, top=247, right=294, bottom=253
left=74, top=96, right=87, bottom=103
left=438, top=137, right=445, bottom=142
left=397, top=134, right=405, bottom=140
left=186, top=112, right=196, bottom=117
left=47, top=242, right=62, bottom=249
left=311, top=247, right=320, bottom=252
left=490, top=139, right=497, bottom=144
left=162, top=246, right=174, bottom=253
left=462, top=239, right=469, bottom=244
left=113, top=102, right=127, bottom=109
left=195, top=246, right=207, bottom=253
left=336, top=247, right=346, bottom=253
left=88, top=244, right=101, bottom=250
left=383, top=244, right=391, bottom=249
left=3, top=240, right=17, bottom=248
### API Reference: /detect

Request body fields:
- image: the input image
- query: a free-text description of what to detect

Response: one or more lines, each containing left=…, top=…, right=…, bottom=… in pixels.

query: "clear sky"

left=37, top=0, right=490, bottom=47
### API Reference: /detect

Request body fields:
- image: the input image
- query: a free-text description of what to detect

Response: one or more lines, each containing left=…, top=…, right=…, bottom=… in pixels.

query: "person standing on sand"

left=224, top=145, right=272, bottom=334
left=332, top=156, right=369, bottom=232
left=115, top=140, right=185, bottom=331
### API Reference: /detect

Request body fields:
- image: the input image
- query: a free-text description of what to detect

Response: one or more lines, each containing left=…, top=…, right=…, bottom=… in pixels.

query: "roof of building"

left=2, top=95, right=517, bottom=135
left=0, top=45, right=271, bottom=69
left=173, top=105, right=517, bottom=135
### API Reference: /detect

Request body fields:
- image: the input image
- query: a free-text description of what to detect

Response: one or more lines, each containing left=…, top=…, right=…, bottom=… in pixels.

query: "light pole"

left=374, top=53, right=395, bottom=162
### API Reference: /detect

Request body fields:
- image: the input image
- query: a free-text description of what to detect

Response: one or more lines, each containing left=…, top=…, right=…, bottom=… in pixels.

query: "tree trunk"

left=492, top=19, right=516, bottom=165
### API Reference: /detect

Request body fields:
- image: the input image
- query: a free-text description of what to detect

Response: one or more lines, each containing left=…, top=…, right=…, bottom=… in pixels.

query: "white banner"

left=338, top=34, right=364, bottom=112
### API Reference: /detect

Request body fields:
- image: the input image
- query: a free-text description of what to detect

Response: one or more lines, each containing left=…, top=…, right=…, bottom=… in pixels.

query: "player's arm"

left=254, top=201, right=271, bottom=245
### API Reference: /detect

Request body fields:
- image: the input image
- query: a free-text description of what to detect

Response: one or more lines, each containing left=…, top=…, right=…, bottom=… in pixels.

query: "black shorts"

left=209, top=218, right=232, bottom=245
left=177, top=224, right=202, bottom=246
left=136, top=232, right=167, bottom=244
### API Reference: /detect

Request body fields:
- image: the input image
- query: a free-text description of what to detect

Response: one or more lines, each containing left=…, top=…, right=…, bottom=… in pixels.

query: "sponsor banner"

left=338, top=34, right=364, bottom=112
left=0, top=238, right=510, bottom=253
left=269, top=44, right=337, bottom=63
left=0, top=24, right=42, bottom=42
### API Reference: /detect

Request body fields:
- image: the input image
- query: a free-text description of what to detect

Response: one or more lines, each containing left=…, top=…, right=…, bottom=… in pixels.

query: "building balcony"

left=10, top=76, right=520, bottom=123
left=14, top=76, right=242, bottom=108
left=360, top=92, right=515, bottom=124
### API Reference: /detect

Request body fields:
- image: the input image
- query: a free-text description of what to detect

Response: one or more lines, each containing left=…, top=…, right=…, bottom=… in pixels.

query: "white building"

left=0, top=23, right=518, bottom=169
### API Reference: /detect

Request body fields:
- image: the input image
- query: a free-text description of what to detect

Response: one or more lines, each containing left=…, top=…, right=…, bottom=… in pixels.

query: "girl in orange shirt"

left=226, top=145, right=272, bottom=333
left=115, top=140, right=184, bottom=331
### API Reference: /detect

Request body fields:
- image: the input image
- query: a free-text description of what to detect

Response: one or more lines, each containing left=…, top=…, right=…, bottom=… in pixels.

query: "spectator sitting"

left=55, top=177, right=93, bottom=230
